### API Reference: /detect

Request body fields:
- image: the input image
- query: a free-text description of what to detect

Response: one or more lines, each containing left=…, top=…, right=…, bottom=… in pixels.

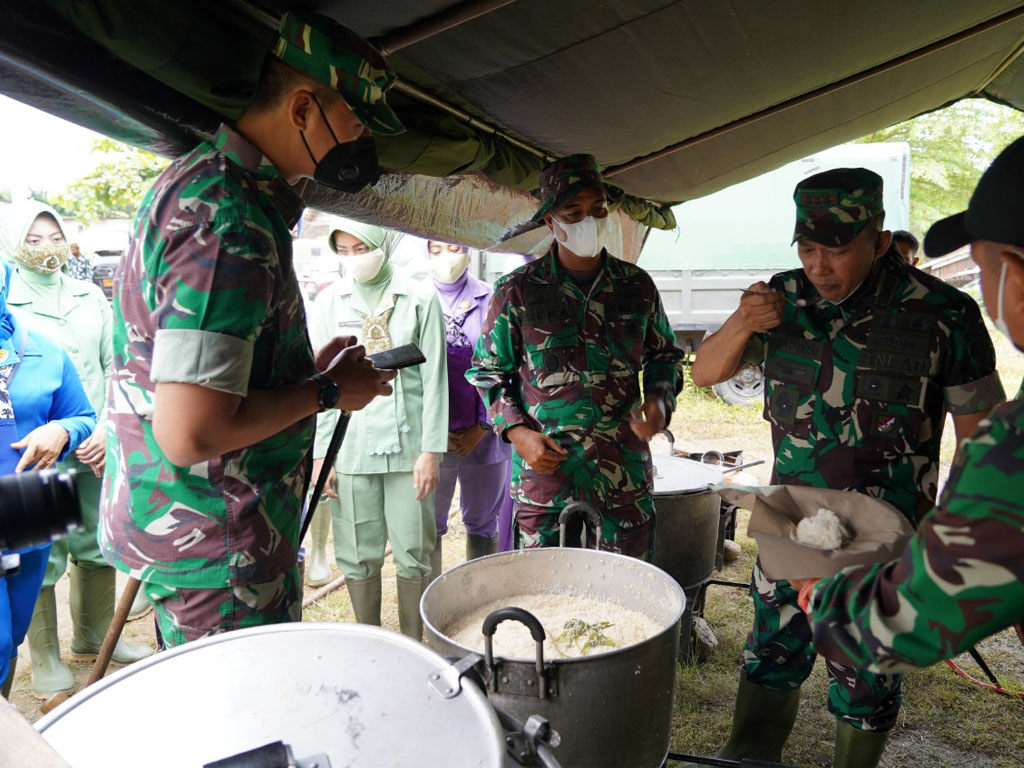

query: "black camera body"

left=0, top=468, right=83, bottom=576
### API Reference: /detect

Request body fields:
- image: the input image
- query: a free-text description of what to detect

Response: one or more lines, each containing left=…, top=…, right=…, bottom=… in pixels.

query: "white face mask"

left=552, top=215, right=609, bottom=259
left=429, top=251, right=471, bottom=284
left=345, top=248, right=386, bottom=283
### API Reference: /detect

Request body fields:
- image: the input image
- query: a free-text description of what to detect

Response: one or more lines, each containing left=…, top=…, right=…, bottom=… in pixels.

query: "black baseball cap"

left=924, top=135, right=1024, bottom=257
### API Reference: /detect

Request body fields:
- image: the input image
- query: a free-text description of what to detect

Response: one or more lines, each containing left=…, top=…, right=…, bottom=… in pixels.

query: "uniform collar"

left=6, top=271, right=90, bottom=318
left=213, top=124, right=305, bottom=229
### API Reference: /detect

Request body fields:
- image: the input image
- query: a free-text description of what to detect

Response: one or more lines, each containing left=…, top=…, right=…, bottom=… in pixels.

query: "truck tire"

left=712, top=363, right=764, bottom=406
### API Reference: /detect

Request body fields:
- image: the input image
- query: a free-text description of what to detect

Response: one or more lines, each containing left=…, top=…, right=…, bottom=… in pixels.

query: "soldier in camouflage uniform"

left=99, top=12, right=399, bottom=648
left=466, top=154, right=684, bottom=561
left=791, top=135, right=1024, bottom=682
left=691, top=168, right=1004, bottom=767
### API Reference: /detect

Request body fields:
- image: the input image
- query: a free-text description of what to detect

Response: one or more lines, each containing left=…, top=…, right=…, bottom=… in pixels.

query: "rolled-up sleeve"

left=151, top=329, right=254, bottom=396
left=941, top=294, right=1005, bottom=414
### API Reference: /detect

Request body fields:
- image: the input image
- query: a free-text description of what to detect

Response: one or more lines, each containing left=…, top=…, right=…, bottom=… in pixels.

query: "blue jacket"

left=2, top=319, right=95, bottom=553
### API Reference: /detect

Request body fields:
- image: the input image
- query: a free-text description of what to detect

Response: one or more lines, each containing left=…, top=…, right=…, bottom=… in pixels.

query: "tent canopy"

left=2, top=0, right=1023, bottom=255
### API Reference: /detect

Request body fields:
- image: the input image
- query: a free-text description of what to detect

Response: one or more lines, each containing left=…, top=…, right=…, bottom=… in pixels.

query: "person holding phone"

left=309, top=217, right=447, bottom=640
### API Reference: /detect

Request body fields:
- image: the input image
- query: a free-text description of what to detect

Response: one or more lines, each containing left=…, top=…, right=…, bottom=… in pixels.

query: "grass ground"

left=11, top=323, right=1023, bottom=766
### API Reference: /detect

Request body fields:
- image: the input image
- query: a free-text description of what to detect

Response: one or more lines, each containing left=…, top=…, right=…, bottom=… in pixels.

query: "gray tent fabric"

left=5, top=0, right=1024, bottom=252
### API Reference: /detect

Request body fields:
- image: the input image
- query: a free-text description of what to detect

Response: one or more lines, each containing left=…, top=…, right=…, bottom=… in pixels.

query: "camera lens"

left=0, top=469, right=83, bottom=550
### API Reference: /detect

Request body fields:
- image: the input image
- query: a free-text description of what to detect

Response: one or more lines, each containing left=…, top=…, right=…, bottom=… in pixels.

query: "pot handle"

left=481, top=607, right=548, bottom=700
left=557, top=501, right=602, bottom=549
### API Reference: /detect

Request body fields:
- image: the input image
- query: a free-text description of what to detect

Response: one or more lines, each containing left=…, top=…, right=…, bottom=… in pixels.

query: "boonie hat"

left=924, top=135, right=1024, bottom=256
left=530, top=154, right=609, bottom=223
left=273, top=12, right=404, bottom=136
left=792, top=167, right=884, bottom=247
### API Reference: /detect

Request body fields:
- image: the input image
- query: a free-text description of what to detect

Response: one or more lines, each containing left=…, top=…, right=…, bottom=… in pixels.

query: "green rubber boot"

left=428, top=536, right=443, bottom=584
left=305, top=506, right=333, bottom=587
left=26, top=586, right=74, bottom=696
left=345, top=574, right=382, bottom=626
left=833, top=721, right=889, bottom=768
left=1, top=657, right=16, bottom=699
left=68, top=564, right=154, bottom=665
left=715, top=672, right=801, bottom=762
left=396, top=575, right=426, bottom=641
left=466, top=533, right=498, bottom=561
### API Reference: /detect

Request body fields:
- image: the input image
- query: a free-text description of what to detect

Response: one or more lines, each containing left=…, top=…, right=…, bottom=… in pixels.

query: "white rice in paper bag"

left=715, top=484, right=914, bottom=580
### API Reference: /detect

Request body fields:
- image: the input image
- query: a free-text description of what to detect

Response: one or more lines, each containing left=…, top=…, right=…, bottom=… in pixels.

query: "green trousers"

left=333, top=472, right=436, bottom=581
left=44, top=463, right=105, bottom=586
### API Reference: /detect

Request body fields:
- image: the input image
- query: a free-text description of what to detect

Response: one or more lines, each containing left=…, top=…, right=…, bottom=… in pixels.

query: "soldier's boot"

left=832, top=721, right=888, bottom=768
left=126, top=588, right=152, bottom=622
left=428, top=536, right=443, bottom=585
left=1, top=657, right=16, bottom=699
left=714, top=672, right=800, bottom=762
left=396, top=576, right=426, bottom=642
left=345, top=575, right=382, bottom=626
left=466, top=533, right=498, bottom=561
left=26, top=587, right=73, bottom=696
left=305, top=507, right=333, bottom=587
left=68, top=564, right=154, bottom=665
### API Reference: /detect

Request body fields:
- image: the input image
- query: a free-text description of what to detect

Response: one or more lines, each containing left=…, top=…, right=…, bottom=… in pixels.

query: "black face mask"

left=300, top=96, right=381, bottom=194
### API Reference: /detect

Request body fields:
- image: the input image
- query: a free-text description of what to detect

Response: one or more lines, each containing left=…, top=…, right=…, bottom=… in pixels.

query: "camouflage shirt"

left=100, top=125, right=315, bottom=589
left=808, top=396, right=1024, bottom=674
left=743, top=249, right=1004, bottom=523
left=467, top=248, right=684, bottom=515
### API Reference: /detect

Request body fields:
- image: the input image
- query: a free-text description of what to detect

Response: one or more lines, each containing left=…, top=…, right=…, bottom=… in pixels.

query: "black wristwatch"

left=310, top=372, right=340, bottom=412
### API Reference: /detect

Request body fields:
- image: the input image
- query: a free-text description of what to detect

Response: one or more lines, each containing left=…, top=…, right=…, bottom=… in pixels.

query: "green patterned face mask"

left=13, top=242, right=70, bottom=275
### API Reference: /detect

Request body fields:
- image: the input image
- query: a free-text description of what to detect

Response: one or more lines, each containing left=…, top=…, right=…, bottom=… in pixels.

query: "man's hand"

left=413, top=452, right=440, bottom=500
left=448, top=424, right=488, bottom=457
left=12, top=423, right=70, bottom=472
left=629, top=398, right=666, bottom=441
left=320, top=340, right=397, bottom=411
left=507, top=427, right=568, bottom=475
left=74, top=425, right=106, bottom=477
left=311, top=457, right=339, bottom=499
left=737, top=282, right=785, bottom=333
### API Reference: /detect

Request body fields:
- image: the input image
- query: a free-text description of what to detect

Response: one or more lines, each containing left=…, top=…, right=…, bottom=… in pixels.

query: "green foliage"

left=857, top=99, right=1024, bottom=244
left=51, top=138, right=169, bottom=223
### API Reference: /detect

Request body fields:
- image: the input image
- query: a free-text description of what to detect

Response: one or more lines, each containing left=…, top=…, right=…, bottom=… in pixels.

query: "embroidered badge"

left=0, top=349, right=7, bottom=363
left=875, top=414, right=897, bottom=434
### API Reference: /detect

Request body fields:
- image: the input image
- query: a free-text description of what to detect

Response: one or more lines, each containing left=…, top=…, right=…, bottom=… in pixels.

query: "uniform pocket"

left=526, top=337, right=582, bottom=388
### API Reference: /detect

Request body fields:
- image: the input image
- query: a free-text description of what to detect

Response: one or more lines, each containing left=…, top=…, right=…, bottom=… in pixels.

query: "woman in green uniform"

left=309, top=217, right=447, bottom=640
left=0, top=202, right=153, bottom=696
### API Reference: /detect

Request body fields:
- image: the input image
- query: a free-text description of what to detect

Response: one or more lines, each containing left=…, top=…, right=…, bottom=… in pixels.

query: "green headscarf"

left=0, top=202, right=70, bottom=304
left=327, top=215, right=403, bottom=310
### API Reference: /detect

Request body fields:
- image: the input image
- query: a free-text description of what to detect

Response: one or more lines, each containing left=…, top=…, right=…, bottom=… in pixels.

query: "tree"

left=51, top=139, right=169, bottom=223
left=857, top=98, right=1024, bottom=243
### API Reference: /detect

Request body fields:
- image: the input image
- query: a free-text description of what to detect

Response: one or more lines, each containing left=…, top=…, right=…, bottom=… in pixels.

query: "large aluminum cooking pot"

left=36, top=623, right=533, bottom=767
left=652, top=455, right=723, bottom=662
left=422, top=547, right=685, bottom=768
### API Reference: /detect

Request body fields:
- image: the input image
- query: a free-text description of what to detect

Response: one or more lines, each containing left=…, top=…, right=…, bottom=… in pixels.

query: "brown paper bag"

left=716, top=484, right=914, bottom=580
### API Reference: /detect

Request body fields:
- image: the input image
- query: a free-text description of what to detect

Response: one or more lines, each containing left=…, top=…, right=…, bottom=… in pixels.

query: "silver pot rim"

left=422, top=547, right=686, bottom=664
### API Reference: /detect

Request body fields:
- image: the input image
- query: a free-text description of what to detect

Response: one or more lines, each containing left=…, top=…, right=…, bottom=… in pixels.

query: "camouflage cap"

left=530, top=154, right=608, bottom=222
left=273, top=12, right=404, bottom=136
left=792, top=167, right=884, bottom=246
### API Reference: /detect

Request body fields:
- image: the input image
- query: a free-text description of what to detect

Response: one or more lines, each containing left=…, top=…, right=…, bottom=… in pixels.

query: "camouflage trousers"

left=743, top=559, right=902, bottom=732
left=144, top=567, right=301, bottom=649
left=514, top=501, right=655, bottom=561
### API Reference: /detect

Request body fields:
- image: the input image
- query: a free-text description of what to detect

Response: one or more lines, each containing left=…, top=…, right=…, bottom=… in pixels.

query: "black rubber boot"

left=714, top=671, right=801, bottom=762
left=833, top=720, right=888, bottom=768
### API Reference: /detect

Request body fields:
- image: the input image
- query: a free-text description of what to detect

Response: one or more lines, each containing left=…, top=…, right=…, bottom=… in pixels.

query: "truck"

left=637, top=142, right=911, bottom=404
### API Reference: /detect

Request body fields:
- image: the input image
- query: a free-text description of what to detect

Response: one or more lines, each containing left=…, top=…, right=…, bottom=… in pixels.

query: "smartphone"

left=366, top=343, right=426, bottom=370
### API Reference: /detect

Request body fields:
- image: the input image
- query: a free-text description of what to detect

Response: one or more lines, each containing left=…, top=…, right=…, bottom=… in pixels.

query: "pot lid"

left=37, top=623, right=505, bottom=768
left=652, top=455, right=723, bottom=495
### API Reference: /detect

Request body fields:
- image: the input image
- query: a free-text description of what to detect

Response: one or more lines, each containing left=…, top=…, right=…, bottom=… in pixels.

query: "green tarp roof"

left=2, top=0, right=1024, bottom=255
